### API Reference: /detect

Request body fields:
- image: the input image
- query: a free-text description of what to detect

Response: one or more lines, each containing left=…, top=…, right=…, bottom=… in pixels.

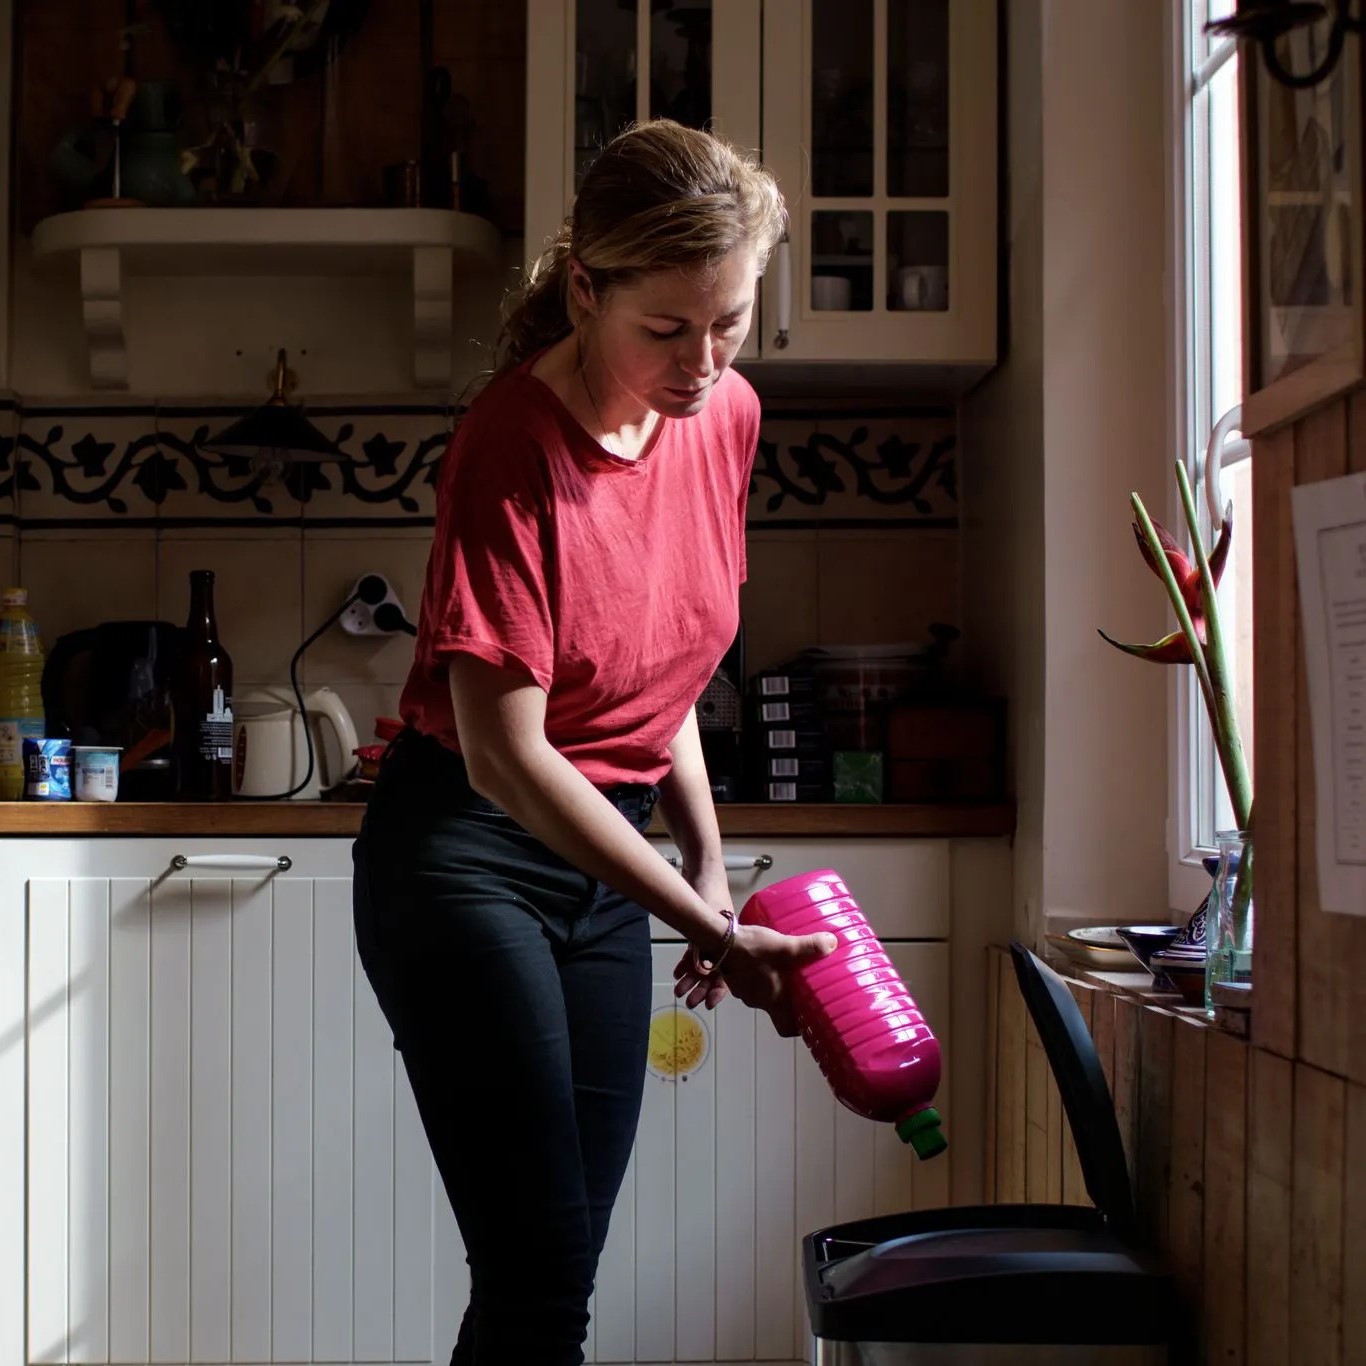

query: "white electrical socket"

left=339, top=574, right=412, bottom=636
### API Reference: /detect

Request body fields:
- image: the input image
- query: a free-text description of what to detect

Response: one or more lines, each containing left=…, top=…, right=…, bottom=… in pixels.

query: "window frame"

left=1168, top=1, right=1248, bottom=911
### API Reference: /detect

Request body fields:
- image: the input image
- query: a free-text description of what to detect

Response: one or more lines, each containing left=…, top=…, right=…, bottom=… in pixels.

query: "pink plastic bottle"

left=739, top=868, right=946, bottom=1158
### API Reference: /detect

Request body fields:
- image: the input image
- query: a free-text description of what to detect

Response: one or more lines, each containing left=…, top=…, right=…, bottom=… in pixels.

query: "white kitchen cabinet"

left=525, top=0, right=996, bottom=371
left=3, top=837, right=467, bottom=1366
left=2, top=834, right=957, bottom=1366
left=759, top=0, right=996, bottom=366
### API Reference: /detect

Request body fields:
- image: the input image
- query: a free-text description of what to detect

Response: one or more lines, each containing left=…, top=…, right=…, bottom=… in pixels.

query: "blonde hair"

left=497, top=119, right=786, bottom=372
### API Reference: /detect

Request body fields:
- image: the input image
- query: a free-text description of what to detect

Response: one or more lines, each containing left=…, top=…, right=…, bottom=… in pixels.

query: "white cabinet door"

left=10, top=838, right=462, bottom=1366
left=647, top=835, right=952, bottom=941
left=4, top=837, right=953, bottom=1366
left=759, top=0, right=997, bottom=365
left=589, top=940, right=949, bottom=1365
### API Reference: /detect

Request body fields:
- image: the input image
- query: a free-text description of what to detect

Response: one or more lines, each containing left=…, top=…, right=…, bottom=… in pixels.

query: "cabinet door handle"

left=664, top=853, right=773, bottom=872
left=170, top=853, right=292, bottom=872
left=772, top=238, right=791, bottom=349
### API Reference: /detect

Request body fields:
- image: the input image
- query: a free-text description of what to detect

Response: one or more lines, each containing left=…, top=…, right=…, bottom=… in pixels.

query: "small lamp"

left=201, top=349, right=342, bottom=472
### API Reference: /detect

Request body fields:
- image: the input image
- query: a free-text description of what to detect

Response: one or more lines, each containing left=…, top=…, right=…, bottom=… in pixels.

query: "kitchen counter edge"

left=0, top=801, right=1016, bottom=839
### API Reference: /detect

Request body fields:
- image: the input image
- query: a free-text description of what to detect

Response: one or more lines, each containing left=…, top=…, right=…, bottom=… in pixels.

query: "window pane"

left=1208, top=54, right=1243, bottom=427
left=812, top=0, right=874, bottom=197
left=650, top=2, right=711, bottom=128
left=1210, top=456, right=1255, bottom=838
left=811, top=210, right=874, bottom=309
left=575, top=0, right=636, bottom=189
left=887, top=0, right=949, bottom=197
left=887, top=211, right=949, bottom=311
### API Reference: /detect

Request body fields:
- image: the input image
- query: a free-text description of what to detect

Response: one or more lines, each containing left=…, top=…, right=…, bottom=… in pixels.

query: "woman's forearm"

left=654, top=705, right=725, bottom=880
left=470, top=736, right=731, bottom=952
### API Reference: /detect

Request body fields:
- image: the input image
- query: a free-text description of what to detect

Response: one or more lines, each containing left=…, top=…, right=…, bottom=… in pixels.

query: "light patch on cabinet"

left=646, top=1004, right=710, bottom=1081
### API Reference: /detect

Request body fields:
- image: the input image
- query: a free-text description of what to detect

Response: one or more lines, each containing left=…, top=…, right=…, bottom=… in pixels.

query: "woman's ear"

left=567, top=257, right=598, bottom=317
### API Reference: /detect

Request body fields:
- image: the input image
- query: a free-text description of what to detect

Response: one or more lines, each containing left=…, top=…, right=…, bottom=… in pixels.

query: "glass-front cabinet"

left=1240, top=25, right=1364, bottom=435
left=760, top=0, right=995, bottom=365
left=526, top=0, right=763, bottom=357
left=525, top=0, right=996, bottom=369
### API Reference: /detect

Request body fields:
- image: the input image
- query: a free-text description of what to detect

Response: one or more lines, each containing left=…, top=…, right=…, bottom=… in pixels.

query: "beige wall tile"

left=17, top=531, right=158, bottom=647
left=302, top=530, right=432, bottom=687
left=741, top=532, right=820, bottom=675
left=157, top=534, right=303, bottom=685
left=815, top=529, right=959, bottom=647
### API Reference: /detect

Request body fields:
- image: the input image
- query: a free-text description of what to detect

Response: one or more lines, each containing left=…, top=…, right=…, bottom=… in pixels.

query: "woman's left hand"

left=672, top=865, right=733, bottom=1011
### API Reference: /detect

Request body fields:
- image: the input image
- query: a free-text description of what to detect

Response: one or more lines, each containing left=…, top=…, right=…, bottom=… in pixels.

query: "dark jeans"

left=352, top=728, right=657, bottom=1366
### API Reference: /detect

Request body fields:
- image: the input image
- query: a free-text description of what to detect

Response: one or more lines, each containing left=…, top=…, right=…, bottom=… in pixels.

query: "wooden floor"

left=985, top=946, right=1366, bottom=1366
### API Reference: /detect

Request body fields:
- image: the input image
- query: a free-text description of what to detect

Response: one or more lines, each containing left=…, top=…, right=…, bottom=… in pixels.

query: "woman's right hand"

left=678, top=923, right=836, bottom=1037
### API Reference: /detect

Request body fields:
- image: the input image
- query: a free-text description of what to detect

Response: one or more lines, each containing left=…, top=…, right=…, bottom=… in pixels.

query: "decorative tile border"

left=4, top=400, right=956, bottom=530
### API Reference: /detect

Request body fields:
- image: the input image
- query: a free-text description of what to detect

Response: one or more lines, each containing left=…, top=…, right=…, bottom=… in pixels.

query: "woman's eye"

left=647, top=327, right=683, bottom=341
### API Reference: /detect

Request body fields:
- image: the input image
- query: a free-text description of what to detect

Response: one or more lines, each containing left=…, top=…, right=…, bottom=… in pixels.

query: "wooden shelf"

left=29, top=207, right=503, bottom=391
left=0, top=799, right=1016, bottom=839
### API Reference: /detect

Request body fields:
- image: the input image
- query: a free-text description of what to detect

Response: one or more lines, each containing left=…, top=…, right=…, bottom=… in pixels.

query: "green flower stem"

left=1131, top=493, right=1218, bottom=721
left=1175, top=462, right=1253, bottom=833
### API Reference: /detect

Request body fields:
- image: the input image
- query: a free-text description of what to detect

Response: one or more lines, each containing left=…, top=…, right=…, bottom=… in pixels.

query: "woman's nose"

left=677, top=333, right=714, bottom=379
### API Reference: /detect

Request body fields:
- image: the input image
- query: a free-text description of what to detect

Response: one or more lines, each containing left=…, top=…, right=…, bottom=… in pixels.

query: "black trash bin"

left=802, top=941, right=1184, bottom=1365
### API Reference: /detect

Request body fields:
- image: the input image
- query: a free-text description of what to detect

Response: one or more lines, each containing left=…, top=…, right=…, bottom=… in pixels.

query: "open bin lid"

left=1008, top=940, right=1135, bottom=1235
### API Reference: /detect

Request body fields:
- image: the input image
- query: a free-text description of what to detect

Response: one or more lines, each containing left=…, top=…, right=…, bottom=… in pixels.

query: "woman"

left=352, top=119, right=835, bottom=1366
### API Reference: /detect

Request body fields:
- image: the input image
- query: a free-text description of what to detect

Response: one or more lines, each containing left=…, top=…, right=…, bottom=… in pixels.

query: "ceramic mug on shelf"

left=811, top=274, right=853, bottom=311
left=897, top=264, right=949, bottom=311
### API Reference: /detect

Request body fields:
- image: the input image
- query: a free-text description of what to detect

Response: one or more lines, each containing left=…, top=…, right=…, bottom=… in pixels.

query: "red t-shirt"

left=399, top=356, right=756, bottom=786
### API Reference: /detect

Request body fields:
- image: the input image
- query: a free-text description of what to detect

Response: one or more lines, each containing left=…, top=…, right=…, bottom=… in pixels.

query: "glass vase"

left=1204, top=829, right=1253, bottom=1017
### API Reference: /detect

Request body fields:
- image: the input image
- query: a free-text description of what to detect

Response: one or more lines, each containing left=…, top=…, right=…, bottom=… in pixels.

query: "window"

left=1172, top=0, right=1255, bottom=903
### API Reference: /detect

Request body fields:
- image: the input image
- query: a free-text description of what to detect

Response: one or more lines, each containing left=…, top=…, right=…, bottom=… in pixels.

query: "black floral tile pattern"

left=4, top=400, right=957, bottom=531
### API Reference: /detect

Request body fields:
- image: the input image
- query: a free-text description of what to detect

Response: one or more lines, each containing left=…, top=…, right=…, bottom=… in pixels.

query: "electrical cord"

left=253, top=573, right=391, bottom=800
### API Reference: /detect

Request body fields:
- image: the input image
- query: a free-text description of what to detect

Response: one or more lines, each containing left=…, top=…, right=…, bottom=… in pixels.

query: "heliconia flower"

left=1130, top=501, right=1232, bottom=620
left=1096, top=626, right=1201, bottom=665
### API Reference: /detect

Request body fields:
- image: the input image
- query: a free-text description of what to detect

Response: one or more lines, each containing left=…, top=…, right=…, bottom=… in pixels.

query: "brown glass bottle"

left=173, top=570, right=234, bottom=800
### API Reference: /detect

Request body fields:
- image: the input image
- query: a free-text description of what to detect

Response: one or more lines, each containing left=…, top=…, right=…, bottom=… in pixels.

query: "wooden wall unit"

left=984, top=948, right=1365, bottom=1365
left=13, top=0, right=526, bottom=234
left=1248, top=389, right=1366, bottom=1074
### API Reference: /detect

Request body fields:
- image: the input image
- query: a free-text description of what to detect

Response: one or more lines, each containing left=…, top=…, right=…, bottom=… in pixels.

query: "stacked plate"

left=1044, top=926, right=1138, bottom=972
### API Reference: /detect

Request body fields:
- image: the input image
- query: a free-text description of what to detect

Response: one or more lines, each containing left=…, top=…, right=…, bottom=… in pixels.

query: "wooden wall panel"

left=13, top=0, right=526, bottom=233
left=1167, top=1016, right=1207, bottom=1328
left=983, top=947, right=1000, bottom=1203
left=1112, top=995, right=1142, bottom=1187
left=995, top=961, right=1027, bottom=1203
left=1343, top=1082, right=1366, bottom=1366
left=1136, top=1008, right=1174, bottom=1252
left=1061, top=980, right=1095, bottom=1207
left=988, top=952, right=1366, bottom=1366
left=1290, top=1064, right=1346, bottom=1366
left=1293, top=402, right=1354, bottom=1081
left=1203, top=1028, right=1248, bottom=1366
left=1251, top=421, right=1299, bottom=1061
left=1246, top=1048, right=1293, bottom=1366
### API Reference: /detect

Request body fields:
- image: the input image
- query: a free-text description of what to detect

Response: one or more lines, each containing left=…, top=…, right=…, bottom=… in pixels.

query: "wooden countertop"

left=0, top=800, right=1016, bottom=839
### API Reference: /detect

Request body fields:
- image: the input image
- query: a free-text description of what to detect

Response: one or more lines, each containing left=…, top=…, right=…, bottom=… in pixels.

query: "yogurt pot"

left=73, top=745, right=122, bottom=802
left=23, top=738, right=72, bottom=800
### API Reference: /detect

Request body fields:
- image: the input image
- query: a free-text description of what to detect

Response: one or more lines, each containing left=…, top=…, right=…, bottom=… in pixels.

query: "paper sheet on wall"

left=1292, top=471, right=1366, bottom=916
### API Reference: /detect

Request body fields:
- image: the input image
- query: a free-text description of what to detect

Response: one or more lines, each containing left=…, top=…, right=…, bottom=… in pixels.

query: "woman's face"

left=577, top=243, right=760, bottom=419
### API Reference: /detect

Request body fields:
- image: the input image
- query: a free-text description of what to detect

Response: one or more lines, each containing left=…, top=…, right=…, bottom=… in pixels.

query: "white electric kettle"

left=232, top=686, right=360, bottom=800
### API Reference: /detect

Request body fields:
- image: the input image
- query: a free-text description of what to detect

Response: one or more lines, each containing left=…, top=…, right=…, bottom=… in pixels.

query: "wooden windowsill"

left=1046, top=960, right=1250, bottom=1038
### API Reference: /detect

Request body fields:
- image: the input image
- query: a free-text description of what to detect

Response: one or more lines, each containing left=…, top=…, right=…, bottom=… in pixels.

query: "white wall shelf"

left=29, top=207, right=502, bottom=391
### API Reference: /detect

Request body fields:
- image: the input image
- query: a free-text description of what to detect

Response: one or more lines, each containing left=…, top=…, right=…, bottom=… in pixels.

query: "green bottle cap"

left=896, top=1107, right=948, bottom=1159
